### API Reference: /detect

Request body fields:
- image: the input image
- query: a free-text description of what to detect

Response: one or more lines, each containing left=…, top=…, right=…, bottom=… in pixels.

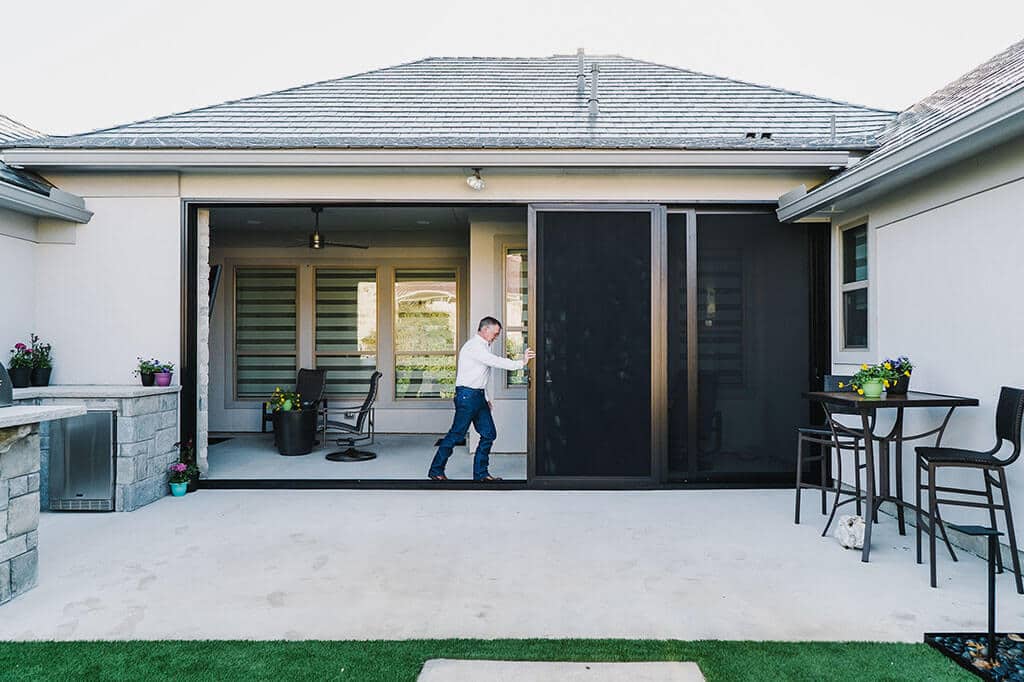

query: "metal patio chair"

left=795, top=374, right=871, bottom=535
left=916, top=386, right=1024, bottom=592
left=325, top=370, right=382, bottom=462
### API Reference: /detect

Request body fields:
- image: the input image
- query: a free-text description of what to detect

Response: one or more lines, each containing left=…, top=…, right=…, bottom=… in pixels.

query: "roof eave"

left=1, top=147, right=859, bottom=171
left=0, top=181, right=92, bottom=222
left=777, top=87, right=1024, bottom=222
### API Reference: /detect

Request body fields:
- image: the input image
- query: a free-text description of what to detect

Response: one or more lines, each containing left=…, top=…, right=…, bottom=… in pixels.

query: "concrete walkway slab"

left=0, top=489, right=1021, bottom=641
left=417, top=660, right=705, bottom=681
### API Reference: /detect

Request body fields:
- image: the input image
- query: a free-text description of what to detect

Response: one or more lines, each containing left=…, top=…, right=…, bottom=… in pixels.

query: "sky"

left=3, top=0, right=1023, bottom=135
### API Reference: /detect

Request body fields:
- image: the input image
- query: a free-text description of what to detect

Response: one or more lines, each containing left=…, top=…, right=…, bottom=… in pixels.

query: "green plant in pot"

left=884, top=356, right=914, bottom=395
left=134, top=357, right=161, bottom=386
left=174, top=439, right=201, bottom=493
left=168, top=462, right=190, bottom=497
left=29, top=334, right=53, bottom=387
left=269, top=386, right=315, bottom=456
left=844, top=362, right=901, bottom=399
left=7, top=341, right=33, bottom=388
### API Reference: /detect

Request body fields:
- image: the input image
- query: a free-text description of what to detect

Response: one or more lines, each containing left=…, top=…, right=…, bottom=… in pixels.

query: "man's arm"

left=464, top=342, right=524, bottom=371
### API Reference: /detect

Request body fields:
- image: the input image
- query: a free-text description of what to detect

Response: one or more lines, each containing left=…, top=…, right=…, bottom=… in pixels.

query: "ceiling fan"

left=283, top=207, right=369, bottom=250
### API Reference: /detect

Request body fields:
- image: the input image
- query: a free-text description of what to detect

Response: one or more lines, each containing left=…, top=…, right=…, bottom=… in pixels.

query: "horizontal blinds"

left=236, top=267, right=297, bottom=399
left=315, top=269, right=378, bottom=397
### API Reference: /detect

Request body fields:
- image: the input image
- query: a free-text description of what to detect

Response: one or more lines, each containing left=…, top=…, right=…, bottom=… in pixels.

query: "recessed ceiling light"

left=416, top=220, right=431, bottom=225
left=246, top=219, right=262, bottom=225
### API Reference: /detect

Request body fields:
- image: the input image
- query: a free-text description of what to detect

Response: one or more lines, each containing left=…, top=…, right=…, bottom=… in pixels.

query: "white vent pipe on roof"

left=577, top=48, right=586, bottom=95
left=588, top=63, right=600, bottom=116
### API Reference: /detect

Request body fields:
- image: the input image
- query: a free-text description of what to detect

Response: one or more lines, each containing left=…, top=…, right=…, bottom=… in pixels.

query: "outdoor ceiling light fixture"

left=466, top=168, right=486, bottom=191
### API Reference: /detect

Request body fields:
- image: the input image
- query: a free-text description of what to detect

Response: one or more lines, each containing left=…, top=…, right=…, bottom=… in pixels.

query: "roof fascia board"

left=778, top=88, right=1024, bottom=221
left=0, top=182, right=92, bottom=222
left=1, top=148, right=853, bottom=170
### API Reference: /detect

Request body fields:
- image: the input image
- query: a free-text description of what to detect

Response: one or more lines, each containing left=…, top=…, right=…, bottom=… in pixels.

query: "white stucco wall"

left=0, top=208, right=37, bottom=355
left=834, top=133, right=1024, bottom=531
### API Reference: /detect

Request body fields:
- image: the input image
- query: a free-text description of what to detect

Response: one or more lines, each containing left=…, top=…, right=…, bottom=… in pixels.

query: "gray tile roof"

left=813, top=38, right=1024, bottom=191
left=0, top=114, right=52, bottom=195
left=11, top=55, right=896, bottom=151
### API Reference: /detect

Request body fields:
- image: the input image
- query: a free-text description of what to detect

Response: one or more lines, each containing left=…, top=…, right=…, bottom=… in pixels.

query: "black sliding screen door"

left=667, top=211, right=823, bottom=485
left=528, top=205, right=665, bottom=484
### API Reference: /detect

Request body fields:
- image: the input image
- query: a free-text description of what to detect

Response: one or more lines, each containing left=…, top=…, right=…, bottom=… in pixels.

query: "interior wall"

left=208, top=241, right=469, bottom=434
left=468, top=217, right=528, bottom=453
left=0, top=208, right=37, bottom=355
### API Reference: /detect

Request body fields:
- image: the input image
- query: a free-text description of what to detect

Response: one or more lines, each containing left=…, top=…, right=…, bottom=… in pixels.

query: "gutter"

left=1, top=148, right=855, bottom=171
left=777, top=87, right=1024, bottom=222
left=0, top=181, right=92, bottom=223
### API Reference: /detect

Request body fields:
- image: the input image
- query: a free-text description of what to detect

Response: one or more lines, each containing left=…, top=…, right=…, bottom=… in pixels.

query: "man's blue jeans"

left=429, top=386, right=496, bottom=480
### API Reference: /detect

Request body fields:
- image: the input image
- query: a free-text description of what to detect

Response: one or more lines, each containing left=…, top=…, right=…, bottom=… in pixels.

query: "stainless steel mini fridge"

left=49, top=410, right=116, bottom=511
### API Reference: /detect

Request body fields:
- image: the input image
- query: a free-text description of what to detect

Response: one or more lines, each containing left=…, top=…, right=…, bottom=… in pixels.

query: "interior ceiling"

left=209, top=205, right=522, bottom=248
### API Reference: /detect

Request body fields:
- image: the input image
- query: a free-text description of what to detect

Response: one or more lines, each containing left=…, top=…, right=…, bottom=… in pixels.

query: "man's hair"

left=478, top=316, right=502, bottom=331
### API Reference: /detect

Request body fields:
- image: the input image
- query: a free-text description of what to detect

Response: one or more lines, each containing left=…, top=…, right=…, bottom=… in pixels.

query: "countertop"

left=0, top=404, right=88, bottom=429
left=13, top=384, right=182, bottom=400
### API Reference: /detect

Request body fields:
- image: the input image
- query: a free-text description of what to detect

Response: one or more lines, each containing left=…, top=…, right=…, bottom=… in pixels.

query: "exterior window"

left=841, top=224, right=868, bottom=349
left=314, top=269, right=378, bottom=397
left=234, top=267, right=297, bottom=399
left=394, top=269, right=457, bottom=399
left=504, top=247, right=528, bottom=388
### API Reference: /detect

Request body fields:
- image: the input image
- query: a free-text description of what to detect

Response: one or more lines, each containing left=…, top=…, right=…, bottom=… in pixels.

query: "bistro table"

left=803, top=390, right=979, bottom=562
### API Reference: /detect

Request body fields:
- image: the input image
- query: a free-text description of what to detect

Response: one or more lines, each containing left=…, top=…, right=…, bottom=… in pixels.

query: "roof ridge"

left=51, top=56, right=439, bottom=139
left=617, top=55, right=898, bottom=115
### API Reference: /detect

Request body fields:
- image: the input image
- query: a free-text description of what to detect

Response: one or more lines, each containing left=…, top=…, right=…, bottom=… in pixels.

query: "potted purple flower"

left=7, top=341, right=33, bottom=388
left=29, top=334, right=53, bottom=387
left=168, top=462, right=189, bottom=497
left=134, top=357, right=160, bottom=386
left=155, top=361, right=174, bottom=387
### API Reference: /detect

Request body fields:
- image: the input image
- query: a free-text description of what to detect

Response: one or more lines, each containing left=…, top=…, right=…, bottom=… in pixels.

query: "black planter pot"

left=186, top=472, right=200, bottom=493
left=9, top=367, right=31, bottom=388
left=274, top=409, right=317, bottom=456
left=30, top=368, right=52, bottom=387
left=888, top=374, right=911, bottom=395
left=140, top=372, right=155, bottom=387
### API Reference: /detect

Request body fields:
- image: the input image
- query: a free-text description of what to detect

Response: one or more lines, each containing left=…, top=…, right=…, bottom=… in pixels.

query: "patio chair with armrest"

left=916, top=386, right=1024, bottom=592
left=325, top=370, right=382, bottom=462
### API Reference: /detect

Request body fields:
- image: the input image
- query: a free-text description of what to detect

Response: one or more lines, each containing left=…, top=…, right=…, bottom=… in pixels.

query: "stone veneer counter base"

left=0, top=404, right=87, bottom=605
left=12, top=386, right=181, bottom=513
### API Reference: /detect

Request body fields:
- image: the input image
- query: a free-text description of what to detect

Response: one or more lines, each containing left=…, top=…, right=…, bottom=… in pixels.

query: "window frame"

left=392, top=266, right=462, bottom=401
left=231, top=264, right=300, bottom=402
left=833, top=217, right=876, bottom=365
left=312, top=266, right=380, bottom=400
left=502, top=243, right=529, bottom=392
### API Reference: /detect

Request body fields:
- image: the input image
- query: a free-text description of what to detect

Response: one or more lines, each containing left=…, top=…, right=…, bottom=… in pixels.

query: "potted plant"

left=134, top=357, right=160, bottom=386
left=29, top=334, right=53, bottom=386
left=174, top=439, right=201, bottom=493
left=155, top=361, right=174, bottom=387
left=885, top=356, right=914, bottom=395
left=843, top=362, right=901, bottom=399
left=168, top=462, right=189, bottom=497
left=269, top=386, right=315, bottom=456
left=7, top=341, right=33, bottom=388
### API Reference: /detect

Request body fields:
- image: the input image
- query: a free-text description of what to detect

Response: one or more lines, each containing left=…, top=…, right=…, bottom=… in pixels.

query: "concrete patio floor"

left=1, top=489, right=1023, bottom=641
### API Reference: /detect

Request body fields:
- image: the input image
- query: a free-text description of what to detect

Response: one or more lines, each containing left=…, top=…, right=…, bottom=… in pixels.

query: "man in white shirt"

left=428, top=316, right=535, bottom=481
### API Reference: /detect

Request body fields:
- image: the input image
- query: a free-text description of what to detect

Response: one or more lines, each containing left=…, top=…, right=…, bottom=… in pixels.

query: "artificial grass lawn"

left=0, top=639, right=971, bottom=681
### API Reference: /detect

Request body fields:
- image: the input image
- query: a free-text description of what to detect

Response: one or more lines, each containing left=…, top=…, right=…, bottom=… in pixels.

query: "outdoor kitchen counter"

left=0, top=403, right=86, bottom=605
left=12, top=384, right=181, bottom=400
left=11, top=385, right=181, bottom=513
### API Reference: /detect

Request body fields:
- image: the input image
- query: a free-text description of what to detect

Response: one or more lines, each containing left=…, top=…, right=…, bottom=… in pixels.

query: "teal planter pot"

left=170, top=482, right=188, bottom=497
left=862, top=379, right=884, bottom=399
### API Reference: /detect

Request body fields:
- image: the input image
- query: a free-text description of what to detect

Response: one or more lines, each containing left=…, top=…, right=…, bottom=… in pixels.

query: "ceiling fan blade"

left=322, top=241, right=370, bottom=249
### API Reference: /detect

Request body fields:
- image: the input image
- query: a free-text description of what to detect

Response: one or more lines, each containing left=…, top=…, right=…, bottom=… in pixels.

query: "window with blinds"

left=234, top=267, right=298, bottom=399
left=314, top=268, right=378, bottom=398
left=504, top=247, right=528, bottom=387
left=394, top=269, right=457, bottom=399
